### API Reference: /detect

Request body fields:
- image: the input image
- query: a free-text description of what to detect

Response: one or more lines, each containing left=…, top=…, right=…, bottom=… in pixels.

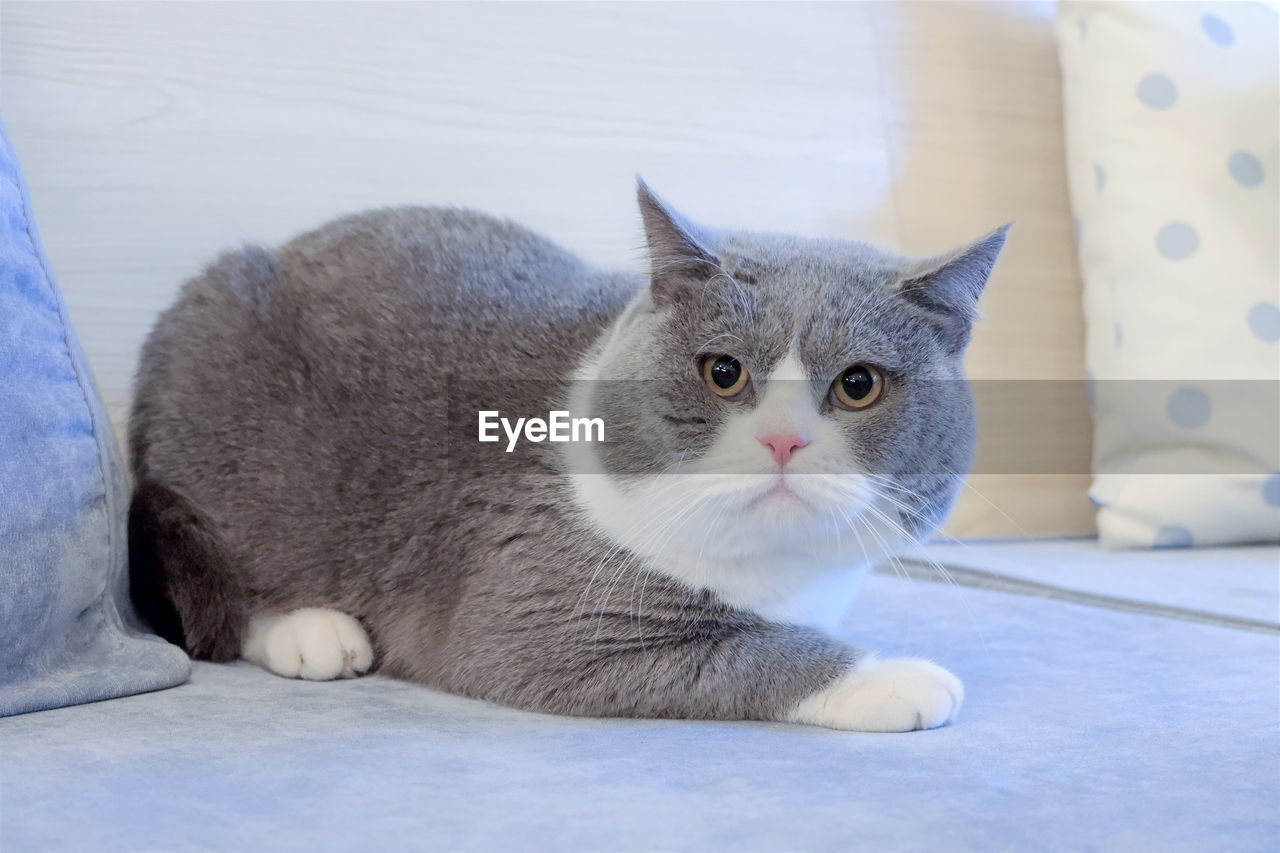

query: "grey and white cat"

left=130, top=182, right=1006, bottom=732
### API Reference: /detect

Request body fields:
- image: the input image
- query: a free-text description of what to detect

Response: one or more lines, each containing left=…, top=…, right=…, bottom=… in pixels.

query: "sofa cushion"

left=0, top=117, right=189, bottom=716
left=1057, top=1, right=1280, bottom=548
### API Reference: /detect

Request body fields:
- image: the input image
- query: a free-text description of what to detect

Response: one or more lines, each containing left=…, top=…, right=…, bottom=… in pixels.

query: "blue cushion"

left=0, top=117, right=189, bottom=716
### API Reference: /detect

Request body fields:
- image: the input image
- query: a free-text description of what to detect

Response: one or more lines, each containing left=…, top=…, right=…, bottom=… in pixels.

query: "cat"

left=129, top=181, right=1006, bottom=732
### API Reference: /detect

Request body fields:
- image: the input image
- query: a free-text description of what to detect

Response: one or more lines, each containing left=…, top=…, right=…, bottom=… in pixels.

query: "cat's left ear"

left=893, top=224, right=1011, bottom=353
left=636, top=178, right=721, bottom=306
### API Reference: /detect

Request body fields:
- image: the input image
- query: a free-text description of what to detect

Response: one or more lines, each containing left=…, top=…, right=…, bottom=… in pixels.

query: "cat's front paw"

left=788, top=657, right=963, bottom=732
left=241, top=608, right=374, bottom=680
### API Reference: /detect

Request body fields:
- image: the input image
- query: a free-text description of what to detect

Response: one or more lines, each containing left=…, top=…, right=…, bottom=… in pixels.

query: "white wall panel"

left=0, top=1, right=1091, bottom=536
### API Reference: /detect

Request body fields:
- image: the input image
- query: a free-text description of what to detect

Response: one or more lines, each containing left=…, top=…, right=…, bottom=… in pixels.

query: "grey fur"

left=130, top=185, right=1004, bottom=721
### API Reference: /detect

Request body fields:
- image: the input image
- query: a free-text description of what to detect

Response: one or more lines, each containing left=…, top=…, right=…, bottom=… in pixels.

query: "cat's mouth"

left=748, top=476, right=813, bottom=511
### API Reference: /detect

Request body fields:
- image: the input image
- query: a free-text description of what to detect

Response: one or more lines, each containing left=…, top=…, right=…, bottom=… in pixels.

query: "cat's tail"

left=128, top=480, right=244, bottom=661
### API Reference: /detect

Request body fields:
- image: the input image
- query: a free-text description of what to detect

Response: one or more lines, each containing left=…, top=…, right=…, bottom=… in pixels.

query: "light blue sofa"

left=5, top=543, right=1278, bottom=851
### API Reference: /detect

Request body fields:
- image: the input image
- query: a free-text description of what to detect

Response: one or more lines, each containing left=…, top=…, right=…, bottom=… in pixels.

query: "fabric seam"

left=887, top=558, right=1280, bottom=636
left=1, top=119, right=123, bottom=634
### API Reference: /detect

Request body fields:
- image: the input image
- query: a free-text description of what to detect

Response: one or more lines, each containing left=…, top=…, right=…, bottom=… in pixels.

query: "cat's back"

left=145, top=204, right=627, bottom=372
left=138, top=205, right=629, bottom=400
left=284, top=206, right=605, bottom=306
left=132, top=205, right=633, bottom=498
left=278, top=205, right=629, bottom=360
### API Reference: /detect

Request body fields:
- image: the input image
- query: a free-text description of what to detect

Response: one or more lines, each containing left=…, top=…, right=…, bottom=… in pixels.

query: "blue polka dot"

left=1154, top=525, right=1194, bottom=548
left=1201, top=14, right=1235, bottom=46
left=1248, top=302, right=1280, bottom=343
left=1156, top=222, right=1199, bottom=260
left=1228, top=151, right=1264, bottom=188
left=1264, top=474, right=1280, bottom=507
left=13, top=268, right=39, bottom=300
left=1094, top=162, right=1106, bottom=191
left=1137, top=74, right=1178, bottom=109
left=1167, top=386, right=1211, bottom=429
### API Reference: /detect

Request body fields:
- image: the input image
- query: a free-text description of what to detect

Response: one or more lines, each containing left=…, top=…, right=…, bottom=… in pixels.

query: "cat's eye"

left=701, top=355, right=750, bottom=399
left=831, top=364, right=885, bottom=410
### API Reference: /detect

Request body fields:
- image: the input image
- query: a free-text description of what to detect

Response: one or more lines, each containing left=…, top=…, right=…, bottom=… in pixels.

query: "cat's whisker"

left=826, top=507, right=843, bottom=563
left=630, top=563, right=653, bottom=653
left=834, top=498, right=920, bottom=609
left=570, top=481, right=706, bottom=644
left=860, top=482, right=930, bottom=524
left=860, top=474, right=994, bottom=550
left=569, top=536, right=637, bottom=645
left=830, top=502, right=875, bottom=577
left=576, top=458, right=706, bottom=645
left=611, top=489, right=721, bottom=651
left=958, top=478, right=1031, bottom=539
left=618, top=492, right=704, bottom=641
left=697, top=273, right=751, bottom=316
left=854, top=475, right=938, bottom=524
left=589, top=484, right=716, bottom=652
left=693, top=491, right=737, bottom=579
left=853, top=495, right=996, bottom=656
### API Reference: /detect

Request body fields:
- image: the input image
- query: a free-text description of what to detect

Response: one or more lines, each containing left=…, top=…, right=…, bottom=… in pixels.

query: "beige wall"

left=0, top=1, right=1093, bottom=537
left=868, top=2, right=1094, bottom=536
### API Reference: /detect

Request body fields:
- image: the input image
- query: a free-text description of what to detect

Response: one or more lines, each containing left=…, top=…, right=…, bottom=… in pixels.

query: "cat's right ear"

left=636, top=178, right=720, bottom=306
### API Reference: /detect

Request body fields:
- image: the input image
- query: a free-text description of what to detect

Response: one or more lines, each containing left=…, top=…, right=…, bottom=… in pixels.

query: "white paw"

left=788, top=657, right=963, bottom=732
left=241, top=608, right=374, bottom=680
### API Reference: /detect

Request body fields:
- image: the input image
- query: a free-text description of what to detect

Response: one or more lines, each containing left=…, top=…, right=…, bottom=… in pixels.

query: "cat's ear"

left=636, top=178, right=720, bottom=306
left=894, top=224, right=1011, bottom=353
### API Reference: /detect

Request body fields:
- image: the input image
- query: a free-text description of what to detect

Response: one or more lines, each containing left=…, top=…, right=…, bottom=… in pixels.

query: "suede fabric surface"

left=3, top=566, right=1275, bottom=852
left=0, top=117, right=189, bottom=717
left=912, top=539, right=1280, bottom=624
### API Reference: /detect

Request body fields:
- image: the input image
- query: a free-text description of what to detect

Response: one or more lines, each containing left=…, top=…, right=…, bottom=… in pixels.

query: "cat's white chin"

left=748, top=477, right=811, bottom=507
left=740, top=473, right=859, bottom=527
left=568, top=464, right=907, bottom=632
left=685, top=468, right=890, bottom=549
left=748, top=484, right=814, bottom=524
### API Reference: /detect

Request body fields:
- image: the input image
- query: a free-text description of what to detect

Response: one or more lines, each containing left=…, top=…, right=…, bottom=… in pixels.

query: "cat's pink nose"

left=759, top=433, right=808, bottom=467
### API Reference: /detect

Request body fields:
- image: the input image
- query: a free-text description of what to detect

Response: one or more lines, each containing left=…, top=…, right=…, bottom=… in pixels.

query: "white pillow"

left=1057, top=1, right=1280, bottom=548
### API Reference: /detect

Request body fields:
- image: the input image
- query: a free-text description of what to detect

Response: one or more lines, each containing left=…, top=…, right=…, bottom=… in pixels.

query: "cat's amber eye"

left=831, top=364, right=885, bottom=410
left=701, top=355, right=750, bottom=399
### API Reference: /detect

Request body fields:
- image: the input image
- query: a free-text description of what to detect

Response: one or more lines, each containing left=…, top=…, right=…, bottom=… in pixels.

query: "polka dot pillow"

left=1057, top=1, right=1279, bottom=548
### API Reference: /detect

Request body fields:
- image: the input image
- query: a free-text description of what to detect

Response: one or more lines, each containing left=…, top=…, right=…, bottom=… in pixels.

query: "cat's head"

left=570, top=181, right=1007, bottom=569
